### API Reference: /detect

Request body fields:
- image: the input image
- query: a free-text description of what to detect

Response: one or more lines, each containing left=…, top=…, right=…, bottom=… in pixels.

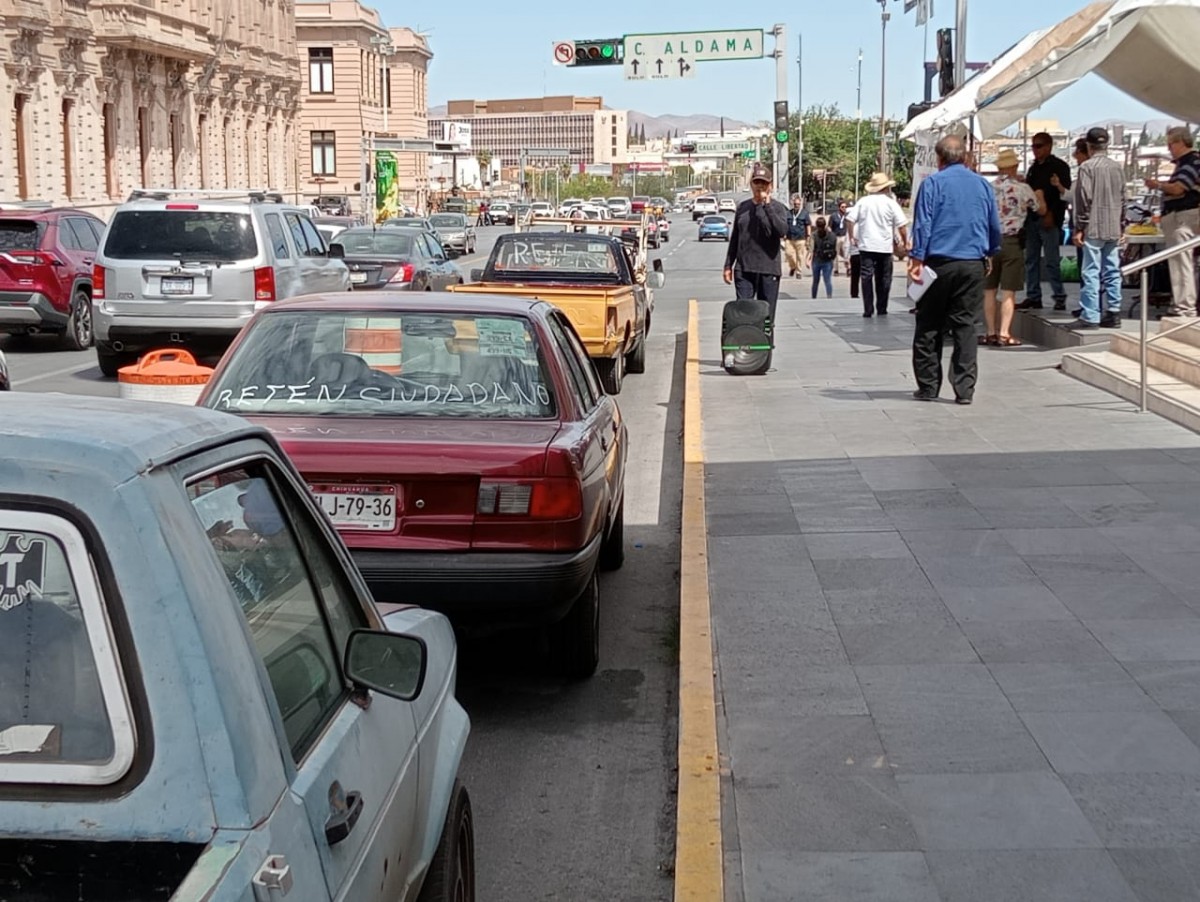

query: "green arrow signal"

left=775, top=130, right=788, bottom=143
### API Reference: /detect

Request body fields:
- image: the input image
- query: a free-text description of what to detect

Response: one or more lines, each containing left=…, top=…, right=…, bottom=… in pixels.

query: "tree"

left=475, top=148, right=492, bottom=187
left=772, top=104, right=887, bottom=200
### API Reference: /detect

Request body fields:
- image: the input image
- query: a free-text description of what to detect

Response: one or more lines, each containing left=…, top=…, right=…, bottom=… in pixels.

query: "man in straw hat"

left=981, top=148, right=1045, bottom=346
left=724, top=162, right=789, bottom=327
left=908, top=135, right=1001, bottom=404
left=845, top=172, right=908, bottom=317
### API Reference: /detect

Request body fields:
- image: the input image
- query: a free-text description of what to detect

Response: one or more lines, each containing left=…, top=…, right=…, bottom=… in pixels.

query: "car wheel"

left=599, top=498, right=625, bottom=571
left=625, top=333, right=646, bottom=375
left=596, top=355, right=623, bottom=394
left=96, top=345, right=132, bottom=378
left=548, top=570, right=600, bottom=678
left=416, top=781, right=475, bottom=902
left=65, top=289, right=93, bottom=350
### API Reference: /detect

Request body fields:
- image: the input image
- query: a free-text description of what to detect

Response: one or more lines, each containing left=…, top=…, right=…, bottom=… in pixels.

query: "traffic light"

left=774, top=101, right=789, bottom=144
left=575, top=38, right=623, bottom=66
left=936, top=28, right=955, bottom=97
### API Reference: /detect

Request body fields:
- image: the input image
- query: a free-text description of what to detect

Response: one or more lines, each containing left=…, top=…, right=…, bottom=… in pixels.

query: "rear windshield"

left=205, top=310, right=556, bottom=419
left=0, top=220, right=44, bottom=251
left=703, top=216, right=727, bottom=224
left=491, top=235, right=620, bottom=276
left=103, top=210, right=258, bottom=261
left=336, top=230, right=416, bottom=256
left=0, top=515, right=135, bottom=785
left=429, top=214, right=466, bottom=229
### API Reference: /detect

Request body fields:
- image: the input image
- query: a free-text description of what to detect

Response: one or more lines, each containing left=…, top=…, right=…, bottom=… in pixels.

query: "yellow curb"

left=674, top=298, right=723, bottom=901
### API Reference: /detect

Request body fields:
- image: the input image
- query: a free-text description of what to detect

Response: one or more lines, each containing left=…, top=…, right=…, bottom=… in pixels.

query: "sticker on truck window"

left=0, top=533, right=46, bottom=611
left=476, top=318, right=531, bottom=358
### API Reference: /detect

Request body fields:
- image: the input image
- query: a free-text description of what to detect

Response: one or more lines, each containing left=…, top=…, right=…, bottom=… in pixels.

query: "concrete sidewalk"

left=700, top=275, right=1200, bottom=902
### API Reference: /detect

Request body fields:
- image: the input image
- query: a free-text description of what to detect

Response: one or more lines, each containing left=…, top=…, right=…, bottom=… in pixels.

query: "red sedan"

left=198, top=293, right=627, bottom=677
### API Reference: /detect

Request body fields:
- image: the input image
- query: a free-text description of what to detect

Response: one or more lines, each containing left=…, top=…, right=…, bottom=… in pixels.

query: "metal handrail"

left=1126, top=234, right=1200, bottom=412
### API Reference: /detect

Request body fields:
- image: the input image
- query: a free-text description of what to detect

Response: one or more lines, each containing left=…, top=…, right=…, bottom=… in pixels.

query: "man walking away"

left=1072, top=127, right=1126, bottom=330
left=983, top=148, right=1044, bottom=346
left=784, top=195, right=812, bottom=276
left=1018, top=132, right=1072, bottom=311
left=909, top=135, right=1002, bottom=404
left=811, top=217, right=837, bottom=298
left=1146, top=126, right=1200, bottom=318
left=846, top=173, right=908, bottom=317
left=830, top=200, right=850, bottom=275
left=724, top=163, right=789, bottom=325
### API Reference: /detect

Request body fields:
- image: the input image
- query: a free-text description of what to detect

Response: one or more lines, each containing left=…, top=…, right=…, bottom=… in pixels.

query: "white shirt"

left=845, top=204, right=860, bottom=255
left=846, top=193, right=908, bottom=254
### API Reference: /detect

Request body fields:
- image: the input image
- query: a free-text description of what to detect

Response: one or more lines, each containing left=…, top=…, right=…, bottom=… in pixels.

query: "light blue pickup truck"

left=0, top=394, right=473, bottom=901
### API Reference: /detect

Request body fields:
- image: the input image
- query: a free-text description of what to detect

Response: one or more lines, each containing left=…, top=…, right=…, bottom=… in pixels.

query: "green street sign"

left=741, top=149, right=757, bottom=160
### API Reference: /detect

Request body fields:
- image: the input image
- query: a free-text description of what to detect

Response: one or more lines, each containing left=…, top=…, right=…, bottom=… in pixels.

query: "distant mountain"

left=428, top=104, right=752, bottom=138
left=1070, top=118, right=1178, bottom=138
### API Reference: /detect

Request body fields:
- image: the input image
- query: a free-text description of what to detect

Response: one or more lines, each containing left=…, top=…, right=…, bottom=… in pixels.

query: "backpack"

left=816, top=234, right=837, bottom=262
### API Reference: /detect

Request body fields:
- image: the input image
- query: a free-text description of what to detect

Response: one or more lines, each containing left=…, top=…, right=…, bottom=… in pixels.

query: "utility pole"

left=954, top=0, right=968, bottom=95
left=772, top=23, right=789, bottom=198
left=878, top=0, right=891, bottom=173
left=855, top=48, right=864, bottom=197
left=796, top=33, right=803, bottom=199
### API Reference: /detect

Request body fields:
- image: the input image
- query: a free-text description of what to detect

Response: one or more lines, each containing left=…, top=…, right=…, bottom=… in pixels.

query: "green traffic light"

left=775, top=130, right=788, bottom=143
left=601, top=44, right=614, bottom=58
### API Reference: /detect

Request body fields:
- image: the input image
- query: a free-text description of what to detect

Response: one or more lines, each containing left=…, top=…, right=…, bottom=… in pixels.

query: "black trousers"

left=913, top=258, right=986, bottom=399
left=850, top=254, right=861, bottom=297
left=734, top=269, right=781, bottom=326
left=860, top=251, right=894, bottom=315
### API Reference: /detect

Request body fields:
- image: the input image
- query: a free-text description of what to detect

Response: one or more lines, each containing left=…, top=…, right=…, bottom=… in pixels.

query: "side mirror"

left=328, top=243, right=345, bottom=259
left=470, top=268, right=483, bottom=281
left=344, top=629, right=427, bottom=701
left=647, top=271, right=666, bottom=289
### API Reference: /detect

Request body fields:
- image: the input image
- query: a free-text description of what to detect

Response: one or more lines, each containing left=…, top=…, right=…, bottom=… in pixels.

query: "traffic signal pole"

left=772, top=24, right=789, bottom=198
left=954, top=0, right=967, bottom=94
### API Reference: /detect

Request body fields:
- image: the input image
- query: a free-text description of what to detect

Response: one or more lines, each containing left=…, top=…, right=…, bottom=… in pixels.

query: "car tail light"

left=254, top=266, right=276, bottom=301
left=476, top=479, right=582, bottom=520
left=388, top=263, right=415, bottom=284
left=4, top=250, right=57, bottom=266
left=93, top=264, right=107, bottom=299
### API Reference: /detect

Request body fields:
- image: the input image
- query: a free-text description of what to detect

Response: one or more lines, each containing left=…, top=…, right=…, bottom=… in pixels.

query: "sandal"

left=997, top=335, right=1022, bottom=346
left=978, top=334, right=999, bottom=346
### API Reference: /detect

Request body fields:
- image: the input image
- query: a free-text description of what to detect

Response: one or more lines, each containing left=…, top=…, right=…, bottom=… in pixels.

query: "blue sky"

left=377, top=0, right=1166, bottom=131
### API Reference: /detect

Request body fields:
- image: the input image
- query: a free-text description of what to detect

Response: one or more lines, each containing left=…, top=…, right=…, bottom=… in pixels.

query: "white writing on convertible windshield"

left=213, top=380, right=551, bottom=408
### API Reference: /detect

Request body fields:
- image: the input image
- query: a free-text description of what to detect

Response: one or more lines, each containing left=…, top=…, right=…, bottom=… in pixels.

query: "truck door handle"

left=324, top=789, right=364, bottom=845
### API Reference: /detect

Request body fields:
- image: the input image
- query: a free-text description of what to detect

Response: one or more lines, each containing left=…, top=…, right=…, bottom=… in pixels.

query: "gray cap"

left=1086, top=126, right=1110, bottom=147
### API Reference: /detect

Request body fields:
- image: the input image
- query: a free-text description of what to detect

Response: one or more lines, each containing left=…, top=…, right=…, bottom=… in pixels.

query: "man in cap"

left=724, top=163, right=789, bottom=327
left=1071, top=126, right=1126, bottom=329
left=908, top=135, right=1001, bottom=404
left=845, top=172, right=908, bottom=317
left=982, top=148, right=1045, bottom=346
left=1018, top=131, right=1072, bottom=311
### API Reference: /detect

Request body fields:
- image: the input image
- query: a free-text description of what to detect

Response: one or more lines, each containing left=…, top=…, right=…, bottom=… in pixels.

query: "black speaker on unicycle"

left=720, top=299, right=773, bottom=375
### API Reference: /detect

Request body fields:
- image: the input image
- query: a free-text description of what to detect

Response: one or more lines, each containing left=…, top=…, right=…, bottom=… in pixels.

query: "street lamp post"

left=877, top=0, right=891, bottom=173
left=796, top=33, right=803, bottom=199
left=855, top=48, right=863, bottom=196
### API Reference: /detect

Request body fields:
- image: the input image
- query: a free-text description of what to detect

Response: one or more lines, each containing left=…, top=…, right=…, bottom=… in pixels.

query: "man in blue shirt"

left=908, top=135, right=1002, bottom=405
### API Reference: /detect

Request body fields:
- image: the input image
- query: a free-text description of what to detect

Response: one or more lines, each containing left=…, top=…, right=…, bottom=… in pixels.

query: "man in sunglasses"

left=1017, top=132, right=1072, bottom=311
left=724, top=162, right=789, bottom=325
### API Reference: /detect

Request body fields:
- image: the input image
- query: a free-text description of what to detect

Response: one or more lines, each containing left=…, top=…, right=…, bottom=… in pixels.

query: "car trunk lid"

left=343, top=254, right=414, bottom=289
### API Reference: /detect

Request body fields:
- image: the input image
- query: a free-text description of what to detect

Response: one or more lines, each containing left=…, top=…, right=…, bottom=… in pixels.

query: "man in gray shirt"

left=1072, top=127, right=1126, bottom=329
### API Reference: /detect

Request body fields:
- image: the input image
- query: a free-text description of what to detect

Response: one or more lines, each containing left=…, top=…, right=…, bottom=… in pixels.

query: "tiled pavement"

left=700, top=276, right=1200, bottom=902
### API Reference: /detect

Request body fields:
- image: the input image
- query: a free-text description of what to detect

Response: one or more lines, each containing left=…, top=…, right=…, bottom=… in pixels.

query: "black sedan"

left=331, top=228, right=464, bottom=291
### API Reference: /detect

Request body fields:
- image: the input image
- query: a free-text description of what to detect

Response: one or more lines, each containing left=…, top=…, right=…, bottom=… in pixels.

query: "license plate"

left=310, top=484, right=397, bottom=531
left=349, top=272, right=368, bottom=284
left=160, top=277, right=194, bottom=295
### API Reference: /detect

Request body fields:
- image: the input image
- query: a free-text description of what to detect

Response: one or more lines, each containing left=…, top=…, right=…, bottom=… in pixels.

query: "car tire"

left=65, top=289, right=93, bottom=351
left=416, top=781, right=475, bottom=902
left=548, top=570, right=600, bottom=679
left=625, top=333, right=646, bottom=375
left=96, top=345, right=131, bottom=378
left=599, top=499, right=625, bottom=571
left=596, top=355, right=623, bottom=394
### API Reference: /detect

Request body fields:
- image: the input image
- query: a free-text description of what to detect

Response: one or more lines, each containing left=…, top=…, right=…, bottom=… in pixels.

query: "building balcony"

left=92, top=0, right=213, bottom=62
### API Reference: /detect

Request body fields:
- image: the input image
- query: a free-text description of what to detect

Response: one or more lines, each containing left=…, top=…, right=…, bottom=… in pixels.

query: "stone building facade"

left=295, top=0, right=432, bottom=215
left=1, top=0, right=301, bottom=216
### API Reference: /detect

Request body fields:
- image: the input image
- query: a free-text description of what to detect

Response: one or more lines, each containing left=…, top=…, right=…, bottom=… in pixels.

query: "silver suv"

left=92, top=189, right=350, bottom=376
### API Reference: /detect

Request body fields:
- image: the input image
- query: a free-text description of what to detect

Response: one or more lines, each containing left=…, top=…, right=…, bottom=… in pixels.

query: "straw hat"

left=996, top=148, right=1020, bottom=170
left=864, top=172, right=896, bottom=193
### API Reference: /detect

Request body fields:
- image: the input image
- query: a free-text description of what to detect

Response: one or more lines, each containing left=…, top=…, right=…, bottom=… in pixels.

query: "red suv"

left=0, top=208, right=104, bottom=350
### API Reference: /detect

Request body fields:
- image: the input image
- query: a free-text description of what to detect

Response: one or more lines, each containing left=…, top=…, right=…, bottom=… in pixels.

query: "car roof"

left=0, top=393, right=263, bottom=483
left=265, top=291, right=542, bottom=317
left=0, top=208, right=98, bottom=221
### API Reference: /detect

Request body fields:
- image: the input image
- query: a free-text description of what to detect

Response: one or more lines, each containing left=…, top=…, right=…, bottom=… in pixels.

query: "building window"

left=385, top=68, right=392, bottom=112
left=62, top=99, right=75, bottom=198
left=222, top=115, right=232, bottom=187
left=311, top=131, right=335, bottom=175
left=265, top=121, right=274, bottom=188
left=198, top=113, right=209, bottom=188
left=103, top=103, right=117, bottom=198
left=137, top=106, right=150, bottom=188
left=13, top=94, right=29, bottom=200
left=309, top=47, right=334, bottom=94
left=169, top=113, right=180, bottom=188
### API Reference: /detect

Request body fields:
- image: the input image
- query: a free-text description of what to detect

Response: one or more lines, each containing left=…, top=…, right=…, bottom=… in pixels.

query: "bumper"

left=352, top=533, right=601, bottom=625
left=94, top=307, right=250, bottom=348
left=0, top=292, right=68, bottom=330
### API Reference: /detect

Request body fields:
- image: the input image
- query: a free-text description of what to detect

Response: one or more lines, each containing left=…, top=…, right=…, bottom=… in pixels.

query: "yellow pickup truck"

left=450, top=225, right=665, bottom=393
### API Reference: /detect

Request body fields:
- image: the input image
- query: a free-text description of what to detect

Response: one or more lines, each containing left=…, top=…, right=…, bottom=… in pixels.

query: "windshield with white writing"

left=204, top=311, right=556, bottom=418
left=488, top=235, right=622, bottom=278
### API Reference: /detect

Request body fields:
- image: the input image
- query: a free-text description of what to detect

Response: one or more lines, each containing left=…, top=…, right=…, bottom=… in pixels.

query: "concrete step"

left=1061, top=349, right=1200, bottom=434
left=1110, top=333, right=1200, bottom=388
left=1012, top=309, right=1112, bottom=349
left=1157, top=316, right=1200, bottom=349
